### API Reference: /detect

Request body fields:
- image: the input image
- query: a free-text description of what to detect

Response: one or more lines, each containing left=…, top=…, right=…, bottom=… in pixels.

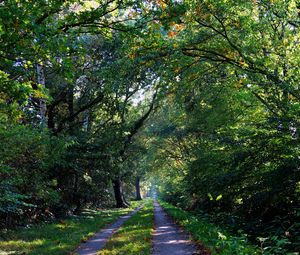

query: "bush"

left=0, top=123, right=66, bottom=226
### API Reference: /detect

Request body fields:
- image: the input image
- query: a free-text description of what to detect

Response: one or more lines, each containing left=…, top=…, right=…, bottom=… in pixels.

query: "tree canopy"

left=0, top=0, right=300, bottom=253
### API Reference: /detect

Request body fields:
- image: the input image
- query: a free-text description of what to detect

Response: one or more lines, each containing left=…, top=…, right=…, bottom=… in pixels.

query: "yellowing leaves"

left=128, top=53, right=136, bottom=59
left=168, top=31, right=177, bottom=38
left=239, top=60, right=249, bottom=68
left=156, top=0, right=167, bottom=10
left=33, top=89, right=47, bottom=99
left=174, top=23, right=184, bottom=31
left=174, top=68, right=181, bottom=74
left=167, top=23, right=184, bottom=39
left=235, top=79, right=244, bottom=89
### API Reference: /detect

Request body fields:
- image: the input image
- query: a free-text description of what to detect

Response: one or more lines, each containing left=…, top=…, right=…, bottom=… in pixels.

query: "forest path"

left=152, top=201, right=198, bottom=255
left=74, top=205, right=143, bottom=255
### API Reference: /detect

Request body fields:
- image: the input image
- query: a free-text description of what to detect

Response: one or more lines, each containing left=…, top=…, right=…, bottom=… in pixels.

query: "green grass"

left=0, top=202, right=142, bottom=255
left=98, top=199, right=154, bottom=255
left=159, top=200, right=260, bottom=255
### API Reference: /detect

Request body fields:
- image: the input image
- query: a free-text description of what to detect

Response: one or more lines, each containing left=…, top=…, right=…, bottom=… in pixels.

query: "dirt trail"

left=75, top=206, right=142, bottom=255
left=152, top=201, right=198, bottom=255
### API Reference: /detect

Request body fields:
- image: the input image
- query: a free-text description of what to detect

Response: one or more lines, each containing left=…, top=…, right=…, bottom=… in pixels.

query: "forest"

left=0, top=0, right=300, bottom=254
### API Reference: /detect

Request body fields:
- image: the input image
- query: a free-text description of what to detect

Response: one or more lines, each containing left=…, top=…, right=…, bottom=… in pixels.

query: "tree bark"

left=73, top=172, right=82, bottom=214
left=135, top=176, right=142, bottom=200
left=47, top=105, right=55, bottom=130
left=36, top=63, right=47, bottom=125
left=112, top=92, right=157, bottom=207
left=112, top=179, right=128, bottom=208
left=73, top=197, right=82, bottom=215
left=67, top=86, right=75, bottom=134
left=122, top=192, right=130, bottom=207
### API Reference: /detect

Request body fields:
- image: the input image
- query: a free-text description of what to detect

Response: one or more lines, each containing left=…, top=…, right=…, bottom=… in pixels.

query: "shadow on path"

left=152, top=201, right=197, bottom=255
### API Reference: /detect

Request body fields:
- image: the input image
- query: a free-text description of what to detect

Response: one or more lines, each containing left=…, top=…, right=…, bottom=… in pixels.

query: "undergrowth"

left=159, top=200, right=259, bottom=255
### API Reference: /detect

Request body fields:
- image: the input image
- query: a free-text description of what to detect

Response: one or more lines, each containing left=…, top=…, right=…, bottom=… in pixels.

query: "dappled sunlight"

left=0, top=238, right=45, bottom=254
left=99, top=201, right=153, bottom=255
left=1, top=0, right=298, bottom=254
left=0, top=209, right=127, bottom=255
left=152, top=201, right=197, bottom=255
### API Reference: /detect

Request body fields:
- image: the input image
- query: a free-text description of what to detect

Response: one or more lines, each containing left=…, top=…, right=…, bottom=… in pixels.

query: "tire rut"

left=152, top=201, right=198, bottom=255
left=74, top=205, right=143, bottom=255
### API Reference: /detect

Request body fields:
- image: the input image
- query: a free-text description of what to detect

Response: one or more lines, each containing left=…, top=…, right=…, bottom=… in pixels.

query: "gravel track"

left=152, top=201, right=198, bottom=255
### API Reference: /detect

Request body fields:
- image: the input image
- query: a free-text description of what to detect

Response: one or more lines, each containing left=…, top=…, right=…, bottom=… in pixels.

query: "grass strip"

left=98, top=199, right=154, bottom=255
left=159, top=200, right=260, bottom=255
left=0, top=201, right=142, bottom=255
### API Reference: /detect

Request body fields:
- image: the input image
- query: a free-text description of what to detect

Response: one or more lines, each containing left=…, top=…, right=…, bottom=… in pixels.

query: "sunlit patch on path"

left=75, top=206, right=143, bottom=255
left=152, top=201, right=197, bottom=255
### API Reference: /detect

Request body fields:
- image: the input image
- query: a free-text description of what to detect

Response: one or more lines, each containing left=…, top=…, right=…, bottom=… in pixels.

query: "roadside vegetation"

left=99, top=199, right=154, bottom=255
left=1, top=1, right=299, bottom=254
left=0, top=202, right=142, bottom=255
left=159, top=201, right=259, bottom=255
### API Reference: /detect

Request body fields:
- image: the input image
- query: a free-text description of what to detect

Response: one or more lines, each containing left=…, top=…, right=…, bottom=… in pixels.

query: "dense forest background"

left=0, top=0, right=300, bottom=254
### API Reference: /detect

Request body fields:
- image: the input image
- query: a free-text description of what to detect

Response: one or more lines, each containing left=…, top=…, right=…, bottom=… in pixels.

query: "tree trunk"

left=67, top=86, right=74, bottom=134
left=112, top=179, right=128, bottom=208
left=72, top=172, right=82, bottom=214
left=36, top=63, right=47, bottom=125
left=135, top=177, right=142, bottom=200
left=73, top=197, right=82, bottom=215
left=83, top=110, right=91, bottom=132
left=122, top=191, right=130, bottom=207
left=47, top=105, right=55, bottom=130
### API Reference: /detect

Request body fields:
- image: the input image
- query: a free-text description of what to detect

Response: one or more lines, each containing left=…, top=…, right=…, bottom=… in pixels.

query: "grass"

left=98, top=199, right=154, bottom=255
left=0, top=202, right=142, bottom=255
left=159, top=200, right=260, bottom=255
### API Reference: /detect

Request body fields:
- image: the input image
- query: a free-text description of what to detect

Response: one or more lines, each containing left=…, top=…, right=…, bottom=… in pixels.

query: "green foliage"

left=0, top=123, right=66, bottom=222
left=0, top=207, right=135, bottom=255
left=138, top=2, right=300, bottom=254
left=159, top=200, right=259, bottom=255
left=1, top=0, right=300, bottom=254
left=0, top=70, right=33, bottom=120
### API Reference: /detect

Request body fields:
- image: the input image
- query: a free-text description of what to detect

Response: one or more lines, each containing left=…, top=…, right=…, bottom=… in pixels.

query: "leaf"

left=167, top=31, right=177, bottom=38
left=216, top=194, right=222, bottom=201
